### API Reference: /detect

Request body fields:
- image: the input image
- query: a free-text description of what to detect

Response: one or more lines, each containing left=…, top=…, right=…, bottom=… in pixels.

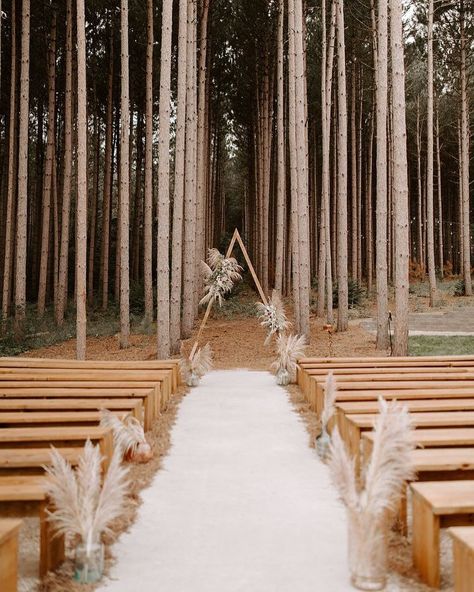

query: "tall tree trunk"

left=119, top=0, right=130, bottom=348
left=294, top=0, right=311, bottom=339
left=143, top=0, right=154, bottom=329
left=274, top=0, right=285, bottom=293
left=351, top=59, right=357, bottom=281
left=76, top=0, right=87, bottom=359
left=426, top=0, right=437, bottom=306
left=460, top=2, right=471, bottom=295
left=37, top=12, right=57, bottom=316
left=2, top=0, right=17, bottom=326
left=56, top=0, right=73, bottom=325
left=170, top=0, right=188, bottom=351
left=182, top=0, right=198, bottom=338
left=375, top=0, right=389, bottom=349
left=14, top=0, right=30, bottom=340
left=101, top=30, right=114, bottom=311
left=436, top=107, right=444, bottom=278
left=416, top=97, right=424, bottom=268
left=336, top=0, right=348, bottom=332
left=156, top=0, right=173, bottom=357
left=390, top=0, right=410, bottom=356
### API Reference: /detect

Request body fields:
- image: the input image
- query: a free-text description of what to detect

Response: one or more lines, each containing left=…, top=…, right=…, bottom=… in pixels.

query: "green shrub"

left=453, top=279, right=466, bottom=297
left=333, top=280, right=366, bottom=309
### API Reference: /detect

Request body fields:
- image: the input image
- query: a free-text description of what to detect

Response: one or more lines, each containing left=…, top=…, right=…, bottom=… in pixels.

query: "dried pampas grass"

left=100, top=410, right=152, bottom=463
left=271, top=333, right=307, bottom=383
left=200, top=248, right=242, bottom=307
left=328, top=399, right=415, bottom=586
left=180, top=343, right=213, bottom=386
left=329, top=398, right=415, bottom=517
left=44, top=441, right=129, bottom=556
left=255, top=290, right=290, bottom=345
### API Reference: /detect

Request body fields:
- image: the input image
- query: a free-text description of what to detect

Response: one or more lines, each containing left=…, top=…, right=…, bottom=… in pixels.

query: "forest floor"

left=14, top=281, right=472, bottom=591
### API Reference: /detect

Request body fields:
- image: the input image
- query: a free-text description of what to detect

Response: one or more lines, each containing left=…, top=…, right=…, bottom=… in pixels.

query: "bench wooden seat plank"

left=0, top=447, right=82, bottom=469
left=363, top=427, right=474, bottom=449
left=314, top=385, right=474, bottom=417
left=449, top=526, right=474, bottom=592
left=336, top=398, right=474, bottom=416
left=411, top=480, right=474, bottom=588
left=0, top=476, right=63, bottom=577
left=0, top=426, right=113, bottom=469
left=0, top=397, right=143, bottom=421
left=0, top=518, right=22, bottom=592
left=0, top=410, right=126, bottom=427
left=0, top=369, right=173, bottom=405
left=342, top=412, right=474, bottom=462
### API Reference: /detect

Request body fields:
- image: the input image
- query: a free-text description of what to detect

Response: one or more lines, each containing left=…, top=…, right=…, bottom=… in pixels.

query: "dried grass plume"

left=271, top=333, right=307, bottom=382
left=100, top=410, right=152, bottom=463
left=44, top=441, right=129, bottom=557
left=255, top=290, right=290, bottom=345
left=200, top=248, right=242, bottom=306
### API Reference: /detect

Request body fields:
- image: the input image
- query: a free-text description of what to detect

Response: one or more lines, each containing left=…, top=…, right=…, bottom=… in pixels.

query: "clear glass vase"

left=276, top=368, right=291, bottom=386
left=348, top=512, right=387, bottom=591
left=186, top=372, right=200, bottom=387
left=74, top=541, right=104, bottom=584
left=316, top=428, right=331, bottom=463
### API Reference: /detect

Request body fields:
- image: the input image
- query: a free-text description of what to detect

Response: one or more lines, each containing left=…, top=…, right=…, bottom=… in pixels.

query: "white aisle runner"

left=98, top=370, right=351, bottom=592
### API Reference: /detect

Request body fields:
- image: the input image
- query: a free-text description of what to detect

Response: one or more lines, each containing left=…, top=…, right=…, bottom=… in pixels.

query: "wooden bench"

left=340, top=411, right=474, bottom=463
left=0, top=475, right=63, bottom=577
left=411, top=480, right=474, bottom=588
left=0, top=398, right=144, bottom=424
left=336, top=398, right=474, bottom=420
left=299, top=366, right=473, bottom=400
left=0, top=368, right=174, bottom=407
left=0, top=519, right=22, bottom=592
left=363, top=428, right=474, bottom=456
left=311, top=376, right=474, bottom=417
left=297, top=355, right=474, bottom=390
left=0, top=447, right=82, bottom=474
left=0, top=410, right=126, bottom=428
left=0, top=357, right=182, bottom=391
left=313, top=384, right=474, bottom=418
left=449, top=526, right=474, bottom=592
left=0, top=426, right=113, bottom=469
left=0, top=386, right=156, bottom=429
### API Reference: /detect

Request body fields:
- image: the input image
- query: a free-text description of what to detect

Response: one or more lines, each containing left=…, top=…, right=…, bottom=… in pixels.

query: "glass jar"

left=276, top=368, right=291, bottom=386
left=74, top=541, right=104, bottom=584
left=316, top=427, right=331, bottom=463
left=348, top=511, right=387, bottom=591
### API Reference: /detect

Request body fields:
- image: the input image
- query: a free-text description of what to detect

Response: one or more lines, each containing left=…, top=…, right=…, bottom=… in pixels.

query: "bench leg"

left=0, top=527, right=19, bottom=592
left=39, top=502, right=65, bottom=577
left=412, top=493, right=440, bottom=588
left=452, top=537, right=474, bottom=592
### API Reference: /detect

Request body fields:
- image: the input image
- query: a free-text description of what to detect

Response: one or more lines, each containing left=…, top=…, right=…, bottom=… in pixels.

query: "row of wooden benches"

left=297, top=355, right=474, bottom=591
left=0, top=356, right=181, bottom=592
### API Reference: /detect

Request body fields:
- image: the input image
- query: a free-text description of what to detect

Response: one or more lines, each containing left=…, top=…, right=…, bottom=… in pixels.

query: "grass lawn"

left=409, top=335, right=474, bottom=356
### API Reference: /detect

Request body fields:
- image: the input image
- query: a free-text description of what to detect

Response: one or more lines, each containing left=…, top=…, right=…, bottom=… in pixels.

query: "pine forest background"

left=0, top=0, right=472, bottom=359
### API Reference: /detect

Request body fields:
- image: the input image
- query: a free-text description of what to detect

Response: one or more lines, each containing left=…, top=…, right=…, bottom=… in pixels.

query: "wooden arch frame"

left=190, top=228, right=268, bottom=359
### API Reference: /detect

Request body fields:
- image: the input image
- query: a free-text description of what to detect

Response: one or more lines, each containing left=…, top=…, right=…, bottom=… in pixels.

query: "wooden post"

left=189, top=228, right=268, bottom=359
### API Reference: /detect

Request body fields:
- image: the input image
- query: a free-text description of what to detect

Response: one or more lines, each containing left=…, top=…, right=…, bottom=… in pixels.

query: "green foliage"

left=453, top=279, right=467, bottom=297
left=333, top=280, right=366, bottom=310
left=409, top=336, right=474, bottom=357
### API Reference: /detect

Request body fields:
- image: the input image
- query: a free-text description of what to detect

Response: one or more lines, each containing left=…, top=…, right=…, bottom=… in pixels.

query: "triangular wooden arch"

left=190, top=228, right=268, bottom=359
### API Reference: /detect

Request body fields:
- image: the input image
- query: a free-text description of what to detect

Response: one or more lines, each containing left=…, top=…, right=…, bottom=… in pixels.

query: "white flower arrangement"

left=100, top=410, right=152, bottom=463
left=256, top=290, right=290, bottom=345
left=200, top=248, right=242, bottom=307
left=180, top=342, right=214, bottom=387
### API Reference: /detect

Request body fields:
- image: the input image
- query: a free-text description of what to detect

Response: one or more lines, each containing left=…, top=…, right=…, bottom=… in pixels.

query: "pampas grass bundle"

left=180, top=343, right=214, bottom=387
left=328, top=398, right=415, bottom=589
left=255, top=290, right=290, bottom=345
left=316, top=372, right=337, bottom=461
left=100, top=410, right=152, bottom=463
left=271, top=333, right=307, bottom=385
left=200, top=248, right=242, bottom=307
left=44, top=441, right=129, bottom=562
